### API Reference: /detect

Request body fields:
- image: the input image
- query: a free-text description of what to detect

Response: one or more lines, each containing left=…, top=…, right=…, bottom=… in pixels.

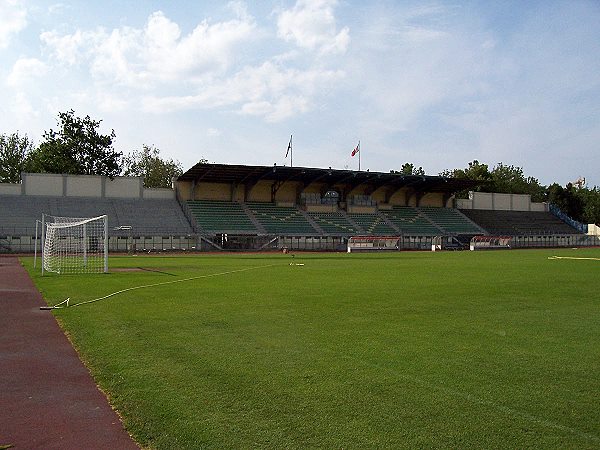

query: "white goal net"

left=42, top=214, right=108, bottom=274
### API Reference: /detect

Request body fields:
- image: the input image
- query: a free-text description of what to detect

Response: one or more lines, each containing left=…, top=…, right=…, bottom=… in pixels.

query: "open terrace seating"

left=1, top=195, right=193, bottom=237
left=459, top=209, right=581, bottom=235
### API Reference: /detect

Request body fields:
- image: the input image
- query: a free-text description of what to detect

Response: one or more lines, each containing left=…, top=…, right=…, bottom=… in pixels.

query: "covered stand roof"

left=178, top=163, right=481, bottom=196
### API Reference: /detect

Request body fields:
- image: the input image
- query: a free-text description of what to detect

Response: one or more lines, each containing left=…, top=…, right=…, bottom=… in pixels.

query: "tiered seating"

left=460, top=209, right=581, bottom=235
left=346, top=213, right=397, bottom=235
left=0, top=196, right=50, bottom=235
left=187, top=200, right=257, bottom=234
left=419, top=207, right=482, bottom=234
left=246, top=202, right=316, bottom=235
left=308, top=212, right=359, bottom=235
left=0, top=195, right=193, bottom=236
left=381, top=207, right=441, bottom=235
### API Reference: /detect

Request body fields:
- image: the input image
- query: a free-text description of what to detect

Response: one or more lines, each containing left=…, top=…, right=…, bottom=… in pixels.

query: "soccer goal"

left=347, top=235, right=401, bottom=252
left=42, top=214, right=108, bottom=274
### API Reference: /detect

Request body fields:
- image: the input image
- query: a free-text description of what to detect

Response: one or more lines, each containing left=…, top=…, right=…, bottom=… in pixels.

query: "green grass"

left=23, top=249, right=600, bottom=449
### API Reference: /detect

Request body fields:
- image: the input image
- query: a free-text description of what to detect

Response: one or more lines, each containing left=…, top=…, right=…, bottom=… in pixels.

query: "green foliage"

left=0, top=132, right=34, bottom=183
left=548, top=183, right=600, bottom=225
left=579, top=187, right=600, bottom=225
left=27, top=110, right=122, bottom=177
left=443, top=160, right=546, bottom=202
left=25, top=250, right=600, bottom=449
left=394, top=162, right=425, bottom=175
left=441, top=160, right=493, bottom=198
left=122, top=144, right=183, bottom=188
left=490, top=163, right=546, bottom=202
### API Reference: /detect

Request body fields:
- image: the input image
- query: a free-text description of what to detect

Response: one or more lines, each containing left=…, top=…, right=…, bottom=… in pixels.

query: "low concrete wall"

left=0, top=183, right=21, bottom=195
left=457, top=191, right=548, bottom=212
left=105, top=177, right=142, bottom=198
left=66, top=175, right=102, bottom=197
left=1, top=173, right=166, bottom=199
left=143, top=188, right=174, bottom=199
left=24, top=173, right=63, bottom=196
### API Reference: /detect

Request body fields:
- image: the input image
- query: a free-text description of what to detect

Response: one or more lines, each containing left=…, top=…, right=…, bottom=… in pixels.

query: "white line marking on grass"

left=548, top=256, right=600, bottom=261
left=47, top=263, right=282, bottom=309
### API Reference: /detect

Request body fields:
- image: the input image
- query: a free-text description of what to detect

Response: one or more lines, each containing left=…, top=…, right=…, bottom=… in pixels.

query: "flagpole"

left=290, top=134, right=293, bottom=167
left=358, top=140, right=361, bottom=171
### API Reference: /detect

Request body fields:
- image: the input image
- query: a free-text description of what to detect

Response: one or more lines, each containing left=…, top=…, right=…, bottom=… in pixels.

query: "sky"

left=1, top=0, right=599, bottom=187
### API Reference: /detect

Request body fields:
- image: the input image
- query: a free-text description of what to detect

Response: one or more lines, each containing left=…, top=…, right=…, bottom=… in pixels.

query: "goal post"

left=347, top=235, right=401, bottom=252
left=42, top=214, right=108, bottom=274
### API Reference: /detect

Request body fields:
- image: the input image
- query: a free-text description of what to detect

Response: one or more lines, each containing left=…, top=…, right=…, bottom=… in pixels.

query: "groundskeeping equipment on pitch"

left=41, top=214, right=108, bottom=275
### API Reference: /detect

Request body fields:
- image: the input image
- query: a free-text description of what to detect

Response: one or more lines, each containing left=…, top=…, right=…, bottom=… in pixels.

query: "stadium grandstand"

left=0, top=164, right=597, bottom=253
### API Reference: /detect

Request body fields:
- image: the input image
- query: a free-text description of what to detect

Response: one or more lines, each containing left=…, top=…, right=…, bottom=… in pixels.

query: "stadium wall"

left=456, top=191, right=547, bottom=212
left=0, top=173, right=176, bottom=199
left=0, top=182, right=21, bottom=195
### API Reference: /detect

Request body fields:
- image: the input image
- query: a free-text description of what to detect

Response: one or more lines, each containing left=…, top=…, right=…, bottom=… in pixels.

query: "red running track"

left=0, top=256, right=138, bottom=449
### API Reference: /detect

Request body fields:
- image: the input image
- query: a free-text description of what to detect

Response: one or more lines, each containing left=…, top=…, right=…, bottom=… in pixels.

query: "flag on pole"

left=351, top=142, right=360, bottom=157
left=286, top=135, right=292, bottom=158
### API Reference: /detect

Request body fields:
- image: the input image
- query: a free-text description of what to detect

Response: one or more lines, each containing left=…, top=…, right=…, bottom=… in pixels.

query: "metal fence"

left=2, top=231, right=598, bottom=254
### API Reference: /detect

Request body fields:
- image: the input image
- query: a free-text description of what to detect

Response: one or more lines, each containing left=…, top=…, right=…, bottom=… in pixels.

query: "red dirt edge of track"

left=0, top=256, right=138, bottom=450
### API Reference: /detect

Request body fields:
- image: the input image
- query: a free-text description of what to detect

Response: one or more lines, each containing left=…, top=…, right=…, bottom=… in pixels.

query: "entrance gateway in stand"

left=347, top=236, right=401, bottom=252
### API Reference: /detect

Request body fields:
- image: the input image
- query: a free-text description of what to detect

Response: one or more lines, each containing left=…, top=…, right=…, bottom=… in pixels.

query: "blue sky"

left=1, top=0, right=599, bottom=187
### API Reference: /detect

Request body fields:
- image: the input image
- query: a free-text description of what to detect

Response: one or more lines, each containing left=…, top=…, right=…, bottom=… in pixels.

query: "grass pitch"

left=25, top=249, right=600, bottom=449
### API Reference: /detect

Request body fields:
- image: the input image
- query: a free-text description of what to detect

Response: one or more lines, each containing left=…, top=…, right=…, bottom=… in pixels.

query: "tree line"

left=399, top=160, right=599, bottom=225
left=0, top=110, right=186, bottom=189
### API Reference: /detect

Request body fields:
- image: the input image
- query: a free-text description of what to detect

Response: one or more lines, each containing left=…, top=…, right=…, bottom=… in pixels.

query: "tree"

left=546, top=183, right=584, bottom=221
left=0, top=132, right=34, bottom=183
left=398, top=162, right=425, bottom=175
left=440, top=160, right=492, bottom=198
left=26, top=110, right=122, bottom=177
left=490, top=163, right=546, bottom=202
left=122, top=144, right=184, bottom=188
left=579, top=187, right=600, bottom=225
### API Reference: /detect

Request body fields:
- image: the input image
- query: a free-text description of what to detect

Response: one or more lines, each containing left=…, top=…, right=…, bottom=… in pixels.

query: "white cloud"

left=142, top=61, right=343, bottom=121
left=0, top=0, right=27, bottom=49
left=40, top=10, right=256, bottom=87
left=40, top=29, right=94, bottom=65
left=6, top=57, right=48, bottom=86
left=277, top=0, right=350, bottom=55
